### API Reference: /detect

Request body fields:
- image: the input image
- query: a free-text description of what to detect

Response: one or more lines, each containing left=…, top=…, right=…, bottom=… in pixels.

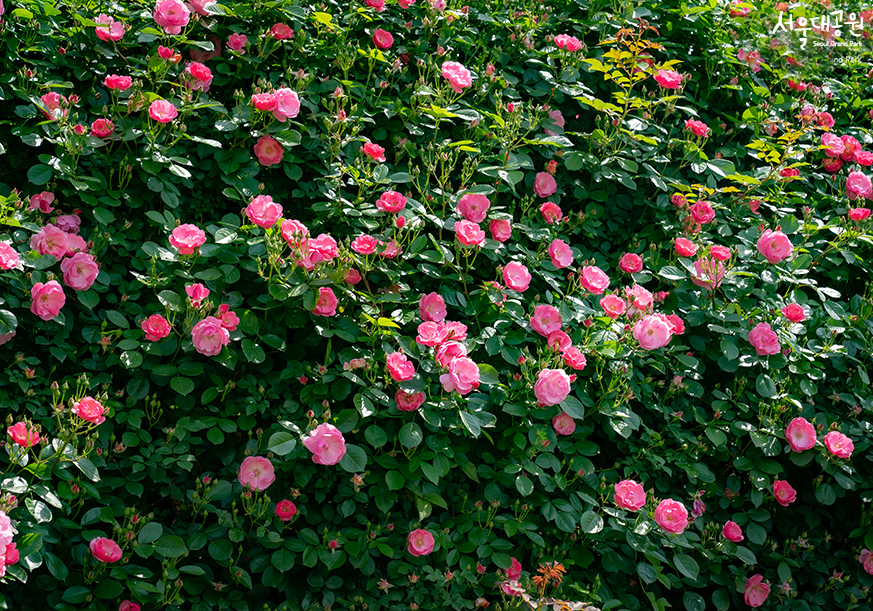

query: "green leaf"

left=755, top=374, right=777, bottom=398
left=94, top=580, right=124, bottom=599
left=75, top=457, right=100, bottom=482
left=339, top=444, right=368, bottom=472
left=45, top=551, right=69, bottom=581
left=364, top=425, right=388, bottom=448
left=27, top=164, right=53, bottom=185
left=815, top=483, right=836, bottom=505
left=385, top=471, right=405, bottom=491
left=683, top=592, right=705, bottom=611
left=271, top=548, right=295, bottom=571
left=712, top=590, right=730, bottom=611
left=241, top=338, right=266, bottom=364
left=154, top=535, right=187, bottom=558
left=120, top=350, right=143, bottom=369
left=17, top=532, right=42, bottom=557
left=399, top=422, right=423, bottom=448
left=25, top=498, right=52, bottom=523
left=560, top=396, right=586, bottom=420
left=63, top=586, right=91, bottom=603
left=459, top=411, right=481, bottom=438
left=579, top=511, right=604, bottom=533
left=170, top=377, right=195, bottom=395
left=206, top=427, right=225, bottom=444
left=477, top=363, right=499, bottom=385
left=674, top=553, right=699, bottom=580
left=267, top=432, right=297, bottom=456
left=138, top=522, right=163, bottom=544
left=515, top=475, right=533, bottom=496
left=658, top=265, right=685, bottom=280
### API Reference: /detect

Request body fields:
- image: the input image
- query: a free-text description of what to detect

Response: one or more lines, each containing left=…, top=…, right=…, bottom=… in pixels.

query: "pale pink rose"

left=563, top=347, right=587, bottom=370
left=455, top=220, right=485, bottom=246
left=533, top=172, right=557, bottom=198
left=95, top=14, right=125, bottom=41
left=441, top=61, right=472, bottom=93
left=737, top=48, right=762, bottom=72
left=275, top=499, right=297, bottom=521
left=748, top=322, right=780, bottom=356
left=600, top=295, right=627, bottom=319
left=29, top=191, right=55, bottom=213
left=238, top=456, right=275, bottom=491
left=859, top=550, right=873, bottom=575
left=40, top=92, right=68, bottom=121
left=7, top=422, right=40, bottom=448
left=847, top=171, right=873, bottom=200
left=280, top=219, right=309, bottom=249
left=141, top=314, right=172, bottom=341
left=246, top=195, right=283, bottom=229
left=60, top=252, right=99, bottom=291
left=537, top=203, right=562, bottom=225
left=254, top=135, right=284, bottom=166
left=653, top=499, right=688, bottom=534
left=30, top=224, right=69, bottom=260
left=785, top=417, right=816, bottom=452
left=744, top=576, right=770, bottom=607
left=169, top=224, right=206, bottom=255
left=186, top=283, right=209, bottom=306
left=186, top=0, right=215, bottom=16
left=534, top=368, right=571, bottom=406
left=773, top=480, right=796, bottom=506
left=548, top=239, right=574, bottom=269
left=378, top=240, right=401, bottom=259
left=444, top=321, right=467, bottom=341
left=309, top=234, right=338, bottom=259
left=90, top=538, right=122, bottom=563
left=396, top=389, right=426, bottom=411
left=530, top=305, right=562, bottom=337
left=153, top=0, right=190, bottom=33
left=216, top=304, right=239, bottom=331
left=722, top=521, right=744, bottom=542
left=501, top=581, right=525, bottom=596
left=439, top=356, right=480, bottom=395
left=378, top=191, right=407, bottom=213
left=345, top=269, right=362, bottom=284
left=104, top=74, right=133, bottom=90
left=489, top=219, right=512, bottom=242
left=420, top=293, right=447, bottom=322
left=351, top=235, right=379, bottom=255
left=408, top=529, right=435, bottom=556
left=614, top=480, right=646, bottom=511
left=227, top=33, right=247, bottom=53
left=457, top=193, right=491, bottom=223
left=626, top=284, right=653, bottom=312
left=690, top=258, right=726, bottom=291
left=51, top=214, right=80, bottom=235
left=503, top=261, right=531, bottom=292
left=821, top=133, right=845, bottom=158
left=849, top=208, right=872, bottom=221
left=756, top=229, right=793, bottom=264
left=633, top=314, right=673, bottom=350
left=0, top=243, right=19, bottom=270
left=386, top=352, right=415, bottom=381
left=312, top=287, right=338, bottom=317
left=30, top=281, right=65, bottom=321
left=72, top=396, right=105, bottom=425
left=361, top=143, right=386, bottom=162
left=580, top=265, right=610, bottom=295
left=552, top=411, right=576, bottom=435
left=674, top=237, right=697, bottom=257
left=372, top=28, right=394, bottom=49
left=273, top=88, right=300, bottom=122
left=65, top=234, right=87, bottom=257
left=416, top=321, right=449, bottom=346
left=148, top=99, right=178, bottom=123
left=619, top=253, right=642, bottom=273
left=654, top=69, right=683, bottom=89
left=191, top=316, right=230, bottom=356
left=435, top=341, right=466, bottom=367
left=781, top=303, right=805, bottom=322
left=544, top=110, right=565, bottom=136
left=824, top=431, right=854, bottom=458
left=303, top=423, right=347, bottom=465
left=684, top=119, right=710, bottom=137
left=270, top=23, right=293, bottom=39
left=547, top=330, right=571, bottom=352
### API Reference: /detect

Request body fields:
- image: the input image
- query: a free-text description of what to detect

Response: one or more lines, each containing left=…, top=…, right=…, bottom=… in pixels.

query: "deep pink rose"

left=40, top=92, right=68, bottom=121
left=252, top=93, right=277, bottom=112
left=361, top=143, right=386, bottom=162
left=744, top=575, right=770, bottom=607
left=849, top=207, right=872, bottom=220
left=227, top=33, right=247, bottom=53
left=684, top=119, right=710, bottom=137
left=303, top=423, right=347, bottom=465
left=90, top=538, right=122, bottom=563
left=275, top=499, right=297, bottom=521
left=785, top=417, right=816, bottom=452
left=548, top=239, right=574, bottom=268
left=674, top=237, right=697, bottom=257
left=633, top=314, right=673, bottom=350
left=95, top=14, right=125, bottom=41
left=396, top=389, right=426, bottom=411
left=653, top=499, right=688, bottom=534
left=31, top=281, right=65, bottom=321
left=141, top=314, right=172, bottom=341
left=455, top=220, right=485, bottom=246
left=534, top=368, right=571, bottom=406
left=539, top=201, right=562, bottom=224
left=378, top=191, right=407, bottom=213
left=563, top=347, right=587, bottom=370
left=626, top=285, right=653, bottom=312
left=666, top=314, right=685, bottom=335
left=781, top=303, right=805, bottom=322
left=748, top=322, right=780, bottom=356
left=547, top=331, right=571, bottom=353
left=619, top=253, right=643, bottom=273
left=270, top=23, right=293, bottom=39
left=756, top=229, right=792, bottom=264
left=352, top=235, right=379, bottom=255
left=365, top=0, right=386, bottom=11
left=73, top=396, right=105, bottom=424
left=435, top=341, right=466, bottom=368
left=148, top=99, right=178, bottom=123
left=386, top=352, right=415, bottom=381
left=580, top=266, right=610, bottom=294
left=7, top=422, right=40, bottom=448
left=29, top=191, right=55, bottom=213
left=654, top=69, right=683, bottom=89
left=169, top=224, right=206, bottom=255
left=312, top=287, right=338, bottom=317
left=773, top=480, right=796, bottom=506
left=614, top=480, right=646, bottom=511
left=372, top=28, right=394, bottom=49
left=554, top=34, right=582, bottom=51
left=91, top=118, right=114, bottom=138
left=689, top=201, right=715, bottom=224
left=254, top=136, right=284, bottom=166
left=489, top=219, right=512, bottom=242
left=854, top=151, right=873, bottom=167
left=722, top=521, right=744, bottom=542
left=0, top=242, right=19, bottom=270
left=600, top=295, right=627, bottom=319
left=30, top=225, right=69, bottom=260
left=238, top=456, right=275, bottom=491
left=457, top=193, right=491, bottom=223
left=420, top=292, right=447, bottom=322
left=533, top=172, right=557, bottom=198
left=408, top=529, right=435, bottom=556
left=552, top=412, right=576, bottom=435
left=246, top=195, right=283, bottom=229
left=59, top=253, right=99, bottom=291
left=186, top=283, right=209, bottom=307
left=503, top=261, right=531, bottom=292
left=441, top=61, right=472, bottom=93
left=530, top=305, right=562, bottom=337
left=184, top=61, right=213, bottom=92
left=507, top=557, right=522, bottom=580
left=216, top=304, right=239, bottom=331
left=824, top=431, right=854, bottom=458
left=104, top=74, right=133, bottom=90
left=847, top=171, right=873, bottom=200
left=439, top=356, right=480, bottom=395
left=192, top=316, right=230, bottom=356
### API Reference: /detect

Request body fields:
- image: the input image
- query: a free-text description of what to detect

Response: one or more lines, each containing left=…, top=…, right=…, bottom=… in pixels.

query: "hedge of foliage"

left=1, top=0, right=873, bottom=609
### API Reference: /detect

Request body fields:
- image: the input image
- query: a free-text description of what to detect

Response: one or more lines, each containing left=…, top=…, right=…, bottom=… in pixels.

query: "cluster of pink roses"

left=0, top=511, right=19, bottom=577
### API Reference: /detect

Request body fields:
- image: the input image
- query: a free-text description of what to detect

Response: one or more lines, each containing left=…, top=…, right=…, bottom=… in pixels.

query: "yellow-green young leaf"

left=376, top=317, right=400, bottom=328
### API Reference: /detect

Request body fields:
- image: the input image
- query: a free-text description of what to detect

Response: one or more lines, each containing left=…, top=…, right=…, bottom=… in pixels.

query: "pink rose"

left=29, top=191, right=55, bottom=213
left=684, top=120, right=709, bottom=137
left=378, top=191, right=407, bottom=213
left=191, top=316, right=230, bottom=356
left=73, top=396, right=105, bottom=424
left=246, top=195, right=283, bottom=229
left=441, top=61, right=472, bottom=93
left=548, top=239, right=574, bottom=269
left=187, top=0, right=215, bottom=16
left=614, top=480, right=646, bottom=511
left=785, top=417, right=816, bottom=452
left=674, top=237, right=697, bottom=257
left=729, top=0, right=751, bottom=16
left=91, top=118, right=114, bottom=138
left=407, top=529, right=437, bottom=558
left=533, top=172, right=557, bottom=198
left=841, top=135, right=861, bottom=160
left=119, top=601, right=141, bottom=611
left=65, top=234, right=87, bottom=257
left=303, top=423, right=347, bottom=465
left=824, top=431, right=854, bottom=458
left=0, top=333, right=14, bottom=347
left=352, top=235, right=379, bottom=255
left=821, top=133, right=845, bottom=158
left=690, top=258, right=726, bottom=291
left=781, top=303, right=805, bottom=322
left=626, top=284, right=653, bottom=312
left=756, top=229, right=793, bottom=264
left=183, top=61, right=213, bottom=92
left=169, top=224, right=206, bottom=255
left=854, top=151, right=873, bottom=167
left=552, top=411, right=576, bottom=435
left=580, top=266, right=610, bottom=294
left=216, top=305, right=239, bottom=331
left=530, top=305, right=562, bottom=337
left=186, top=283, right=209, bottom=307
left=748, top=322, right=780, bottom=356
left=227, top=33, right=247, bottom=53
left=254, top=135, right=284, bottom=167
left=501, top=581, right=524, bottom=596
left=600, top=295, right=627, bottom=319
left=345, top=269, right=362, bottom=285
left=534, top=368, right=571, bottom=406
left=507, top=557, right=522, bottom=580
left=722, top=521, right=744, bottom=542
left=275, top=499, right=297, bottom=521
left=666, top=314, right=685, bottom=335
left=31, top=280, right=65, bottom=321
left=823, top=157, right=843, bottom=173
left=372, top=28, right=394, bottom=49
left=40, top=92, right=68, bottom=121
left=439, top=356, right=480, bottom=395
left=653, top=499, right=688, bottom=534
left=563, top=347, right=587, bottom=370
left=689, top=201, right=715, bottom=224
left=416, top=321, right=449, bottom=346
left=633, top=314, right=673, bottom=351
left=361, top=143, right=386, bottom=162
left=95, top=14, right=125, bottom=41
left=859, top=550, right=873, bottom=575
left=104, top=74, right=132, bottom=90
left=503, top=261, right=531, bottom=292
left=30, top=225, right=69, bottom=260
left=270, top=23, right=293, bottom=39
left=386, top=352, right=415, bottom=381
left=90, top=538, right=123, bottom=563
left=547, top=331, right=571, bottom=353
left=273, top=88, right=300, bottom=122
left=544, top=110, right=565, bottom=136
left=489, top=219, right=512, bottom=242
left=539, top=201, right=562, bottom=224
left=435, top=341, right=466, bottom=368
left=148, top=99, right=178, bottom=123
left=773, top=480, right=796, bottom=506
left=457, top=193, right=491, bottom=223
left=455, top=220, right=485, bottom=247
left=280, top=219, right=309, bottom=249
left=744, top=575, right=770, bottom=607
left=420, top=293, right=447, bottom=322
left=0, top=242, right=19, bottom=270
left=710, top=245, right=730, bottom=261
left=238, top=456, right=275, bottom=491
left=849, top=208, right=872, bottom=221
left=153, top=0, right=190, bottom=33
left=312, top=287, right=338, bottom=317
left=619, top=253, right=643, bottom=273
left=7, top=422, right=40, bottom=448
left=554, top=34, right=582, bottom=51
left=60, top=253, right=99, bottom=291
left=847, top=171, right=873, bottom=200
left=365, top=0, right=386, bottom=10
left=141, top=314, right=172, bottom=341
left=252, top=93, right=277, bottom=112
left=654, top=69, right=683, bottom=89
left=396, top=390, right=426, bottom=411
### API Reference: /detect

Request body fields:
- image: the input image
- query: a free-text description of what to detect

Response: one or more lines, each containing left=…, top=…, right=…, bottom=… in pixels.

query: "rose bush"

left=0, top=0, right=872, bottom=610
